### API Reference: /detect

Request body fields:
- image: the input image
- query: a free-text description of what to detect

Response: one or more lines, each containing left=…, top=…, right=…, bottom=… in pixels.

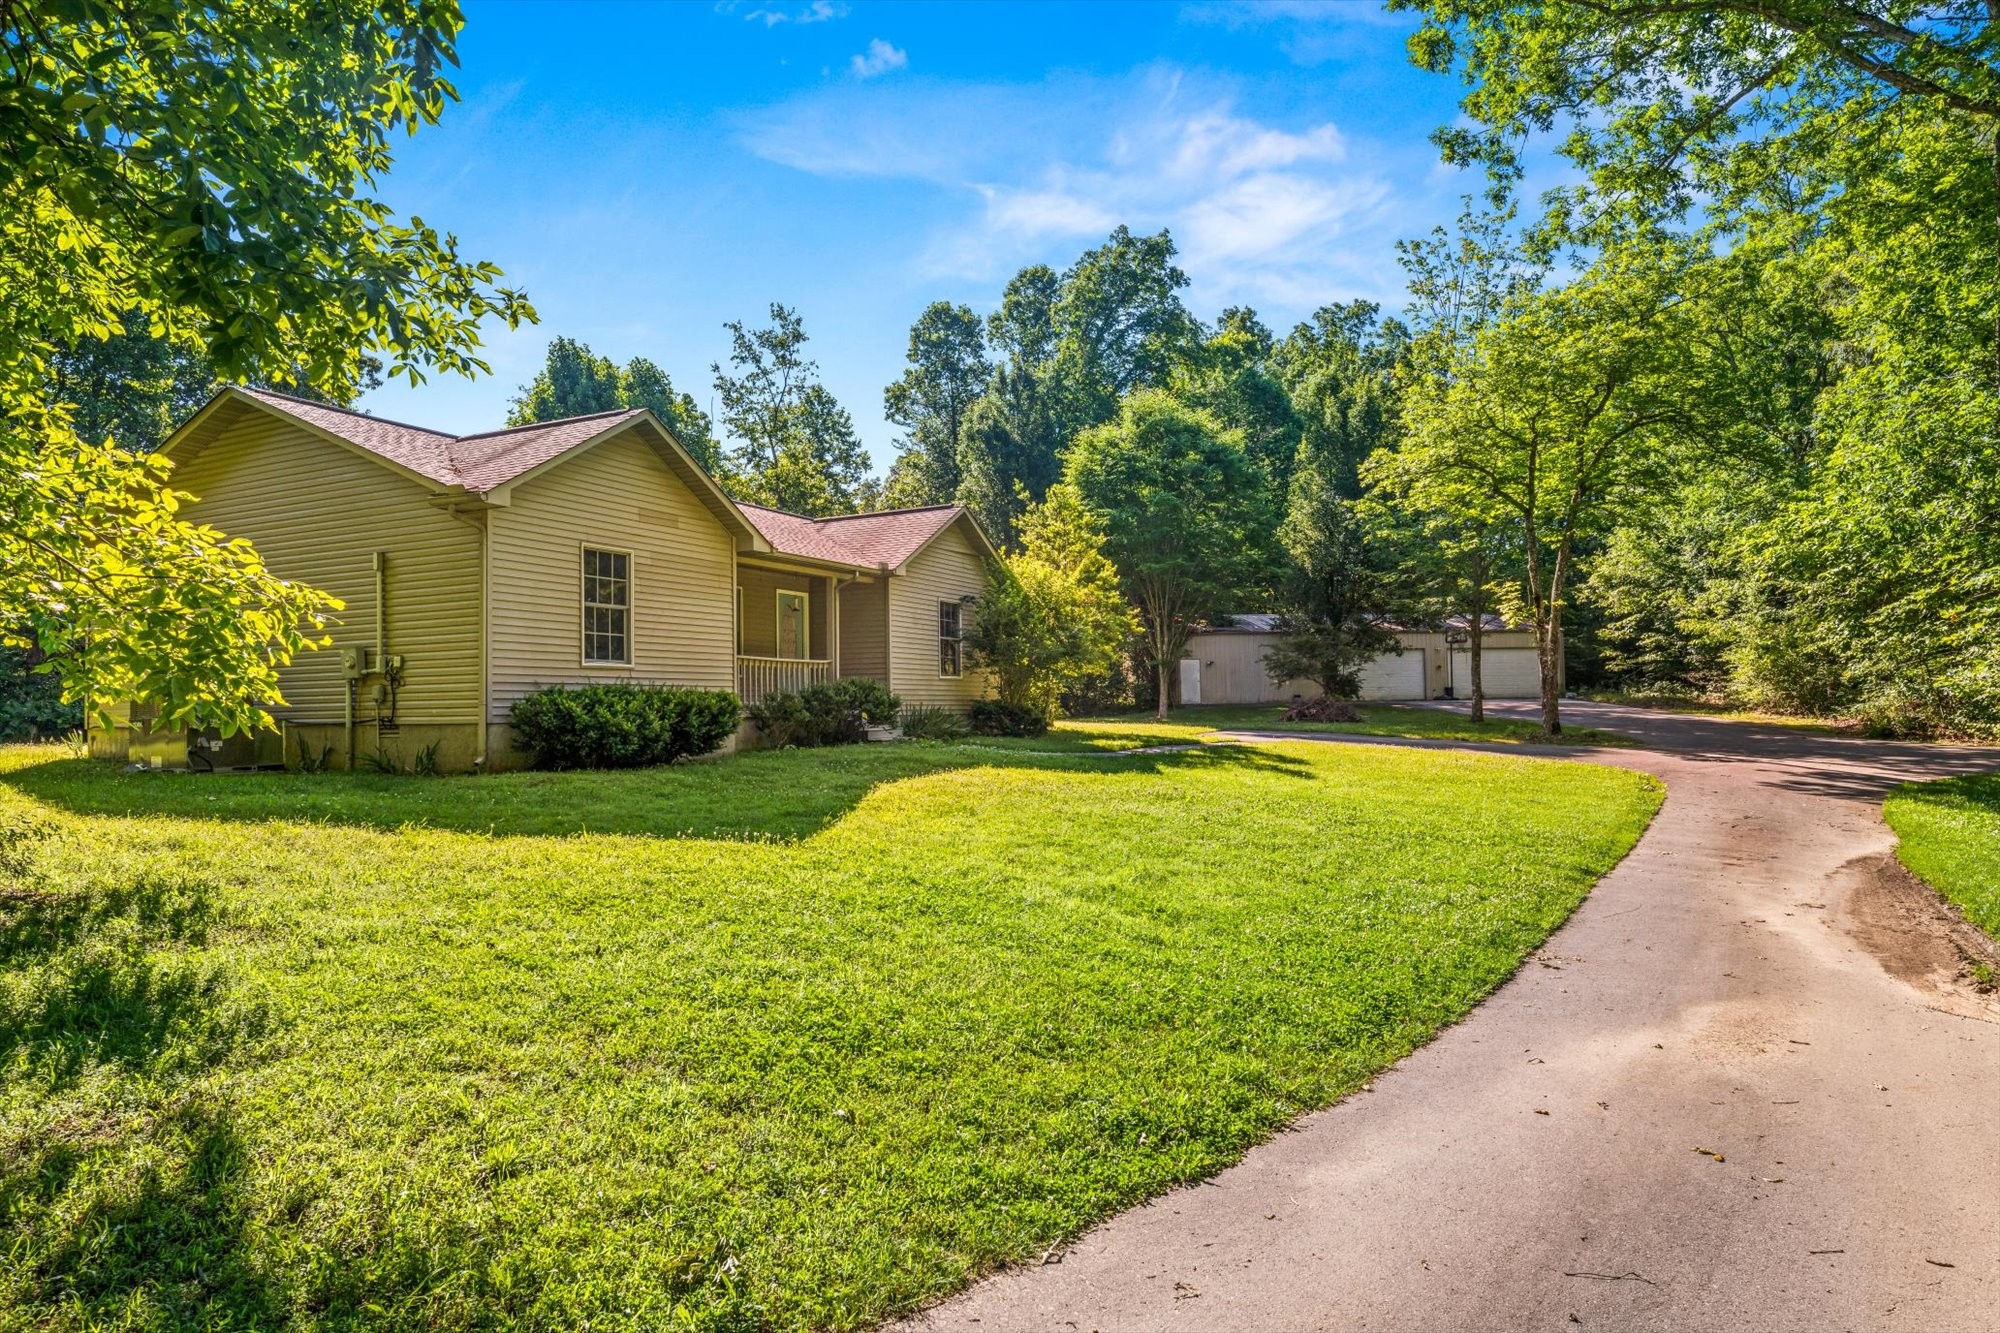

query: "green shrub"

left=900, top=705, right=969, bottom=741
left=746, top=678, right=902, bottom=748
left=744, top=690, right=813, bottom=749
left=969, top=700, right=1048, bottom=737
left=823, top=677, right=900, bottom=725
left=0, top=648, right=81, bottom=742
left=510, top=683, right=741, bottom=770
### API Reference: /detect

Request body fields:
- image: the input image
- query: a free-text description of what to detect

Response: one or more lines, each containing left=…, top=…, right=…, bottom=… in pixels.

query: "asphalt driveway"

left=904, top=701, right=2000, bottom=1332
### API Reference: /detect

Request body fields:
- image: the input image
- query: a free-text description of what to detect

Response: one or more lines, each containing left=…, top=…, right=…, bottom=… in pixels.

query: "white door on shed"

left=1356, top=649, right=1426, bottom=701
left=1448, top=647, right=1542, bottom=699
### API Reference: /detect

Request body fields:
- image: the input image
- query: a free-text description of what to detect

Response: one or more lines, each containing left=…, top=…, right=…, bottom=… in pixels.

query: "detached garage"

left=1182, top=615, right=1548, bottom=705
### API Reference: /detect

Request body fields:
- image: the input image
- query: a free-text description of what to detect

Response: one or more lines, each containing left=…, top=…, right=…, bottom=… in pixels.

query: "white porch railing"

left=737, top=655, right=833, bottom=701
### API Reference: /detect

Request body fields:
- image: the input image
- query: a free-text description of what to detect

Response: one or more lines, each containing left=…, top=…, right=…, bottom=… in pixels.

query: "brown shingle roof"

left=237, top=388, right=463, bottom=488
left=231, top=388, right=643, bottom=495
left=448, top=410, right=645, bottom=492
left=737, top=503, right=966, bottom=570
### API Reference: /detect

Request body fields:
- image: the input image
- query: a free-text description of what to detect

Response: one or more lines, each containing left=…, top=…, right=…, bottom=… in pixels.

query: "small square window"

left=938, top=600, right=963, bottom=678
left=582, top=548, right=630, bottom=664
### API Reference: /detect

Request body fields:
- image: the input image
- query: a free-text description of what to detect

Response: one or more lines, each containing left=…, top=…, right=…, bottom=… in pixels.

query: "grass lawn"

left=1078, top=703, right=1634, bottom=747
left=0, top=738, right=1660, bottom=1331
left=1884, top=771, right=2000, bottom=939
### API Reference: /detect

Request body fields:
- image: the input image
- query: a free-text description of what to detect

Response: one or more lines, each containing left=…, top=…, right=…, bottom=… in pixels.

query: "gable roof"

left=235, top=387, right=464, bottom=488
left=737, top=503, right=994, bottom=572
left=167, top=388, right=1000, bottom=569
left=229, top=388, right=653, bottom=495
left=174, top=387, right=762, bottom=548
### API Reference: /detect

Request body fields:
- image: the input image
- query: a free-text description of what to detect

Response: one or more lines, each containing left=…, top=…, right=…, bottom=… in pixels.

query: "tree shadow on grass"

left=2, top=739, right=1315, bottom=844
left=0, top=818, right=291, bottom=1325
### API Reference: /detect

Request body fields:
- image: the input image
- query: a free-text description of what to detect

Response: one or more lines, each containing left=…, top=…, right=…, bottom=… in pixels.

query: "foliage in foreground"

left=1885, top=773, right=2000, bottom=941
left=0, top=741, right=1658, bottom=1330
left=508, top=683, right=740, bottom=770
left=4, top=2, right=533, bottom=735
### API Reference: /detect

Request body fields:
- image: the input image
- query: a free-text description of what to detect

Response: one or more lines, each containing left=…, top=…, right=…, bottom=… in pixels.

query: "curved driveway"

left=906, top=701, right=2000, bottom=1333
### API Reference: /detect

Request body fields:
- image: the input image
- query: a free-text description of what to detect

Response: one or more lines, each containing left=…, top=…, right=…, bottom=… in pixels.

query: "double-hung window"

left=582, top=548, right=631, bottom=665
left=938, top=599, right=963, bottom=677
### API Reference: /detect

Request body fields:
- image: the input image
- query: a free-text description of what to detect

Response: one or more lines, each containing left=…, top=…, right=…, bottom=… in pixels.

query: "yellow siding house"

left=93, top=387, right=997, bottom=771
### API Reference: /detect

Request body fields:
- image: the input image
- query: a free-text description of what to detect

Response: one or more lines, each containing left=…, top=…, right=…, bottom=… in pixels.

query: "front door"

left=776, top=590, right=809, bottom=659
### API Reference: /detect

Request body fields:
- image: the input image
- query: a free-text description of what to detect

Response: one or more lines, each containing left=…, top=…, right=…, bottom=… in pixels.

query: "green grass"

left=1079, top=703, right=1634, bottom=747
left=0, top=738, right=1660, bottom=1331
left=1884, top=771, right=2000, bottom=939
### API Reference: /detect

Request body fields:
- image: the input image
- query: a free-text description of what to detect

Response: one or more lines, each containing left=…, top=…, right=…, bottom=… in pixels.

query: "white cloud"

left=725, top=0, right=848, bottom=26
left=849, top=38, right=908, bottom=80
left=740, top=67, right=1437, bottom=317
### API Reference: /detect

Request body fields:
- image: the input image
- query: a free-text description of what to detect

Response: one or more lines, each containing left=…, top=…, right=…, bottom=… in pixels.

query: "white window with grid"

left=581, top=548, right=631, bottom=665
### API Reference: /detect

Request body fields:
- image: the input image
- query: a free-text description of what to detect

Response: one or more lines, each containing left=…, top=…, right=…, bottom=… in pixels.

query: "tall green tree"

left=1397, top=0, right=2000, bottom=366
left=1171, top=307, right=1306, bottom=499
left=1271, top=301, right=1407, bottom=502
left=1262, top=443, right=1405, bottom=701
left=957, top=227, right=1204, bottom=534
left=1068, top=391, right=1275, bottom=719
left=1391, top=250, right=1690, bottom=734
left=511, top=337, right=719, bottom=470
left=712, top=306, right=870, bottom=515
left=3, top=0, right=535, bottom=734
left=987, top=265, right=1061, bottom=368
left=1050, top=226, right=1202, bottom=422
left=882, top=302, right=990, bottom=508
left=955, top=365, right=1064, bottom=544
left=966, top=484, right=1137, bottom=718
left=48, top=331, right=219, bottom=455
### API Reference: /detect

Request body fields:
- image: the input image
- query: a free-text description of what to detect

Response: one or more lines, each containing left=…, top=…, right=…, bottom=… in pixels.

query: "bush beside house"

left=509, top=683, right=740, bottom=770
left=744, top=679, right=900, bottom=748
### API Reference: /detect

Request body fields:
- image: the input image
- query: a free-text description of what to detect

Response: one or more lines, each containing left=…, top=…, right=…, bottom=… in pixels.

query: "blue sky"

left=358, top=0, right=1482, bottom=470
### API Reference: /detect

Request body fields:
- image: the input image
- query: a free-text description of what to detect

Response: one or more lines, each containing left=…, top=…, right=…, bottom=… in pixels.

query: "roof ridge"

left=816, top=503, right=960, bottom=524
left=238, top=385, right=455, bottom=439
left=451, top=407, right=642, bottom=444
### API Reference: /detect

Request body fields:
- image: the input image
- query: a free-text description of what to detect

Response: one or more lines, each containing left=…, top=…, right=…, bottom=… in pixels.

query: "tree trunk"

left=1536, top=610, right=1562, bottom=735
left=1469, top=616, right=1485, bottom=724
left=1156, top=655, right=1170, bottom=721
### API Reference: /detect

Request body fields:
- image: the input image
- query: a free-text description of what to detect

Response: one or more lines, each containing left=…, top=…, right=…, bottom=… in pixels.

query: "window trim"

left=579, top=544, right=634, bottom=667
left=938, top=598, right=963, bottom=678
left=775, top=587, right=811, bottom=661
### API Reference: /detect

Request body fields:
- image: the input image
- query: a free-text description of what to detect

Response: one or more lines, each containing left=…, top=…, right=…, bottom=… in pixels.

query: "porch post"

left=828, top=574, right=842, bottom=679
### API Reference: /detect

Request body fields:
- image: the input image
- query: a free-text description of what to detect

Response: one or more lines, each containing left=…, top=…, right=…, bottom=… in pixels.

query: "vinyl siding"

left=166, top=412, right=483, bottom=724
left=487, top=424, right=737, bottom=717
left=837, top=577, right=889, bottom=683
left=736, top=565, right=829, bottom=659
left=886, top=520, right=991, bottom=709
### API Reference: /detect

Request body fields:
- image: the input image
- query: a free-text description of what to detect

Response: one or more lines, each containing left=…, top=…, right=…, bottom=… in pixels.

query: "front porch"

left=735, top=559, right=890, bottom=702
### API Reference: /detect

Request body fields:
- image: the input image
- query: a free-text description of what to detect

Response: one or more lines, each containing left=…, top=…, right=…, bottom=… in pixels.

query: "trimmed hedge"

left=509, top=683, right=740, bottom=770
left=969, top=700, right=1048, bottom=737
left=745, top=678, right=900, bottom=748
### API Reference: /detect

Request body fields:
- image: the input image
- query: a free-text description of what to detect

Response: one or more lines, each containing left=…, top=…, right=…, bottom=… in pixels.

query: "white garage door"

left=1356, top=649, right=1427, bottom=701
left=1447, top=647, right=1542, bottom=699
